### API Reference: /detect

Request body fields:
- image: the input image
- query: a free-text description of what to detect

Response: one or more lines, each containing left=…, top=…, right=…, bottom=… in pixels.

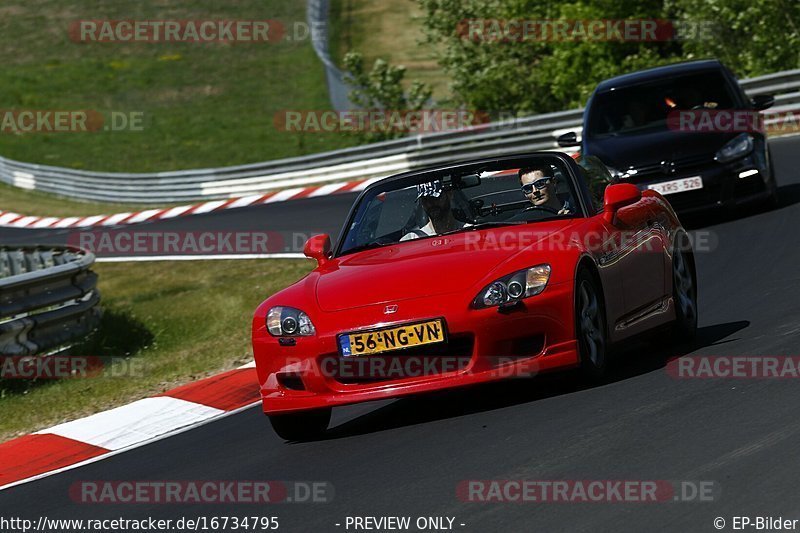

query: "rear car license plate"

left=338, top=319, right=446, bottom=357
left=647, top=176, right=704, bottom=196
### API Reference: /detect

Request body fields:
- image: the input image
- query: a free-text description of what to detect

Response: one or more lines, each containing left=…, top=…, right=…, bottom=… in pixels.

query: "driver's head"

left=628, top=100, right=649, bottom=124
left=519, top=167, right=556, bottom=207
left=417, top=180, right=451, bottom=221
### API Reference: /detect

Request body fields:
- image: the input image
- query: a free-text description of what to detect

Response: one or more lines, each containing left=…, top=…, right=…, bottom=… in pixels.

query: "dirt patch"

left=335, top=0, right=448, bottom=98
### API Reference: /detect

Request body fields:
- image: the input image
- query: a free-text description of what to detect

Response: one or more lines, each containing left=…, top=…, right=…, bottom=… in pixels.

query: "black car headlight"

left=715, top=133, right=753, bottom=163
left=473, top=265, right=551, bottom=309
left=267, top=307, right=316, bottom=336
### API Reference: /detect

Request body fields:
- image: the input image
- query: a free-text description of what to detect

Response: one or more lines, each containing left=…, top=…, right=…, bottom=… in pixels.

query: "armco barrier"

left=0, top=247, right=100, bottom=357
left=0, top=70, right=799, bottom=204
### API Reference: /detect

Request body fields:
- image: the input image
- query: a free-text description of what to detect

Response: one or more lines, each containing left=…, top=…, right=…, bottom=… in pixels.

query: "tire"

left=762, top=152, right=779, bottom=211
left=575, top=267, right=608, bottom=380
left=767, top=168, right=779, bottom=210
left=269, top=408, right=331, bottom=441
left=671, top=238, right=698, bottom=342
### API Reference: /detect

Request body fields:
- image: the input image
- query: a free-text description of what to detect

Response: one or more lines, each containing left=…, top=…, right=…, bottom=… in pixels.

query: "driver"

left=400, top=180, right=468, bottom=240
left=519, top=167, right=572, bottom=215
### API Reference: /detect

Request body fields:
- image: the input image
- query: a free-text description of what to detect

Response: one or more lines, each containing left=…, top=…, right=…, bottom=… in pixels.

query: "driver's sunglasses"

left=521, top=177, right=552, bottom=194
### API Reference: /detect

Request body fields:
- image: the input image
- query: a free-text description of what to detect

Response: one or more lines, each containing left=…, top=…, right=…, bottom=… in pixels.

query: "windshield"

left=338, top=156, right=581, bottom=256
left=586, top=71, right=737, bottom=138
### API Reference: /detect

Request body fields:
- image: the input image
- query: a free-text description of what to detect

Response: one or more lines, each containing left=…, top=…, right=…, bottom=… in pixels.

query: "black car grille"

left=628, top=154, right=714, bottom=180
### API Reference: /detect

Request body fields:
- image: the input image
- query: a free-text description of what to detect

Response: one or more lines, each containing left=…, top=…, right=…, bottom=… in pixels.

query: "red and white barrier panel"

left=0, top=178, right=376, bottom=229
left=0, top=362, right=260, bottom=491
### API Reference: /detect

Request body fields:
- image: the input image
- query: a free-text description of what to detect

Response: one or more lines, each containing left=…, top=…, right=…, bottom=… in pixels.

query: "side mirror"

left=751, top=94, right=774, bottom=111
left=556, top=131, right=580, bottom=147
left=603, top=183, right=642, bottom=224
left=304, top=234, right=332, bottom=267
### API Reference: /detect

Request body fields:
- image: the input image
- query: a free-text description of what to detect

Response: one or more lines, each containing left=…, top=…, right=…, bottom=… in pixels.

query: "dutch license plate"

left=338, top=319, right=446, bottom=357
left=647, top=176, right=704, bottom=196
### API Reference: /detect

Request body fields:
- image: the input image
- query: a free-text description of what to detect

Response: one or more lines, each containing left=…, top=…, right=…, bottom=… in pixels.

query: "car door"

left=578, top=156, right=667, bottom=334
left=610, top=197, right=667, bottom=318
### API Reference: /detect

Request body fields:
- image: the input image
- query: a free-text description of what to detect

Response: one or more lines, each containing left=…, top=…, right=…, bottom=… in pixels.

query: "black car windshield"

left=338, top=156, right=582, bottom=256
left=586, top=71, right=737, bottom=138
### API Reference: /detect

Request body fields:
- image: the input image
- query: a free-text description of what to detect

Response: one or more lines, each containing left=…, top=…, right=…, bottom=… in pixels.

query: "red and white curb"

left=0, top=361, right=260, bottom=492
left=0, top=178, right=377, bottom=230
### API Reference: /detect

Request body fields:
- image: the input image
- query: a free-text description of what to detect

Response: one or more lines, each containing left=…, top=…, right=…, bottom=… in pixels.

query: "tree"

left=418, top=0, right=682, bottom=115
left=342, top=52, right=433, bottom=142
left=341, top=0, right=799, bottom=130
left=416, top=0, right=798, bottom=115
left=668, top=0, right=800, bottom=77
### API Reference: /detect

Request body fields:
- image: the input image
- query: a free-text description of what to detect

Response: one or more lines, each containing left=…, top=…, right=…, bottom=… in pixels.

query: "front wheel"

left=763, top=154, right=779, bottom=210
left=269, top=408, right=331, bottom=441
left=575, top=267, right=608, bottom=380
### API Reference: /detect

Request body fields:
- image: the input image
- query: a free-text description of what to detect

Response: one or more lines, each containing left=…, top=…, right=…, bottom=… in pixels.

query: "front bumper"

left=630, top=154, right=771, bottom=214
left=253, top=281, right=579, bottom=414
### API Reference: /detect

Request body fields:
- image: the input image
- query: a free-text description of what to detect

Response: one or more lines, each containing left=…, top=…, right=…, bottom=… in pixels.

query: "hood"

left=315, top=221, right=574, bottom=312
left=586, top=129, right=737, bottom=170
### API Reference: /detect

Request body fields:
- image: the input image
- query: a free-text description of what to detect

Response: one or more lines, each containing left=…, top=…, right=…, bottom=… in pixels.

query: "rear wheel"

left=269, top=408, right=331, bottom=441
left=671, top=241, right=698, bottom=342
left=575, top=267, right=608, bottom=380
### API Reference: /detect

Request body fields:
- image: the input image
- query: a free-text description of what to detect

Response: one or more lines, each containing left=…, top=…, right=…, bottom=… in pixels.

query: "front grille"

left=629, top=154, right=714, bottom=180
left=324, top=334, right=474, bottom=385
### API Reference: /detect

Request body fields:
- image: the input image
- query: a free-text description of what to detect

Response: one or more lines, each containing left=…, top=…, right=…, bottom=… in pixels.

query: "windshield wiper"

left=340, top=241, right=394, bottom=256
left=526, top=214, right=574, bottom=224
left=439, top=221, right=526, bottom=236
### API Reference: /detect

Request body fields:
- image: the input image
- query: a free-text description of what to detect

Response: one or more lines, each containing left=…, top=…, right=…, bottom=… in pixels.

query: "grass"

left=0, top=0, right=357, bottom=173
left=0, top=258, right=314, bottom=442
left=329, top=0, right=449, bottom=101
left=0, top=0, right=448, bottom=217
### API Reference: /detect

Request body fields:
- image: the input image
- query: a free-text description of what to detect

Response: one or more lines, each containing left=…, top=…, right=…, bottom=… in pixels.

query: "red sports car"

left=252, top=152, right=698, bottom=440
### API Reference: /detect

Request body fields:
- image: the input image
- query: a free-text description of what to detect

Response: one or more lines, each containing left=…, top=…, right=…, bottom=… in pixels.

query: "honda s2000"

left=252, top=153, right=698, bottom=440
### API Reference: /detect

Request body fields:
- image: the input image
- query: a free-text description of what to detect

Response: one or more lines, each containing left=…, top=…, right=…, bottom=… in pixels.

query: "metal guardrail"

left=1, top=70, right=799, bottom=204
left=0, top=247, right=100, bottom=357
left=308, top=0, right=354, bottom=112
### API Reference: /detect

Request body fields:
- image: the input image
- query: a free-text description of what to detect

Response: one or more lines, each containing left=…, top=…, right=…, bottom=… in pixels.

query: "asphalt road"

left=3, top=136, right=800, bottom=532
left=0, top=185, right=357, bottom=254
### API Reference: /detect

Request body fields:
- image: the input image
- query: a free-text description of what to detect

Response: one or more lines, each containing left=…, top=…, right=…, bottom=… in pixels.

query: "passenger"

left=400, top=180, right=468, bottom=240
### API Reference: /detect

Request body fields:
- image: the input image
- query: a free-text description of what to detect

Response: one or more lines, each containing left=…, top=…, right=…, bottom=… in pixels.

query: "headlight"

left=473, top=264, right=551, bottom=309
left=267, top=307, right=316, bottom=336
left=715, top=133, right=753, bottom=163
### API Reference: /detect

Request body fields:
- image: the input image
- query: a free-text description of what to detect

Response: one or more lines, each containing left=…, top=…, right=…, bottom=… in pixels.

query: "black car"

left=558, top=59, right=778, bottom=214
